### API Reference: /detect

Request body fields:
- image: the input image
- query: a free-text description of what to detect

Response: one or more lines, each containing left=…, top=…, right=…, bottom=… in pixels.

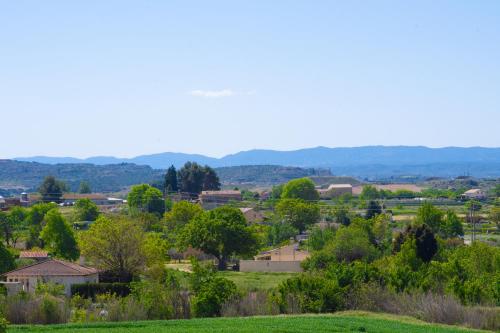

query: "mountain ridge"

left=14, top=146, right=500, bottom=170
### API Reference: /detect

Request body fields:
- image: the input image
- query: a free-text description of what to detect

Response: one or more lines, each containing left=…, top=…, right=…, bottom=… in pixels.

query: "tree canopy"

left=128, top=184, right=165, bottom=216
left=164, top=165, right=178, bottom=193
left=180, top=206, right=258, bottom=270
left=79, top=216, right=153, bottom=281
left=40, top=209, right=79, bottom=260
left=275, top=198, right=320, bottom=233
left=281, top=178, right=319, bottom=201
left=74, top=198, right=100, bottom=222
left=39, top=176, right=66, bottom=203
left=177, top=162, right=220, bottom=195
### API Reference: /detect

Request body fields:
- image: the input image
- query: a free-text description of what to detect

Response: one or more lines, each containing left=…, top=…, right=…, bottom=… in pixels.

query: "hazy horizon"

left=1, top=1, right=499, bottom=159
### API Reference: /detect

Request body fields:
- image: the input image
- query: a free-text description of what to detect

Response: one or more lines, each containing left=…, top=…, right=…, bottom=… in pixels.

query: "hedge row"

left=71, top=282, right=131, bottom=298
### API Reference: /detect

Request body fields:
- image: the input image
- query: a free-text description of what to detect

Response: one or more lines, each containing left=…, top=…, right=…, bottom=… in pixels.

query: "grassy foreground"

left=9, top=311, right=484, bottom=333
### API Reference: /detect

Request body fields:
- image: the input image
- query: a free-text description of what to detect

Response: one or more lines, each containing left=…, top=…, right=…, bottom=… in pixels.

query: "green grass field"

left=8, top=312, right=484, bottom=333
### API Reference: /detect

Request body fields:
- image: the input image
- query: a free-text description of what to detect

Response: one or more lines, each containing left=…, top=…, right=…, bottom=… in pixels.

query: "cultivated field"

left=8, top=312, right=486, bottom=333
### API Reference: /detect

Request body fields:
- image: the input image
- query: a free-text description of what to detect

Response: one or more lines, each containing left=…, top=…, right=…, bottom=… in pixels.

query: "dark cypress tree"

left=365, top=200, right=382, bottom=219
left=202, top=166, right=221, bottom=191
left=164, top=165, right=178, bottom=194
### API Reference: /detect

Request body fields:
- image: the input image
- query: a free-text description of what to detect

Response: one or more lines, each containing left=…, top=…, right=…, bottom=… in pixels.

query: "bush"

left=0, top=317, right=7, bottom=333
left=192, top=276, right=237, bottom=317
left=277, top=274, right=345, bottom=313
left=2, top=292, right=69, bottom=324
left=71, top=283, right=131, bottom=299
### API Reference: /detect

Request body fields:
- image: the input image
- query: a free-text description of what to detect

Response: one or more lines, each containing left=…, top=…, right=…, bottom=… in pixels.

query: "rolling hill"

left=15, top=146, right=500, bottom=178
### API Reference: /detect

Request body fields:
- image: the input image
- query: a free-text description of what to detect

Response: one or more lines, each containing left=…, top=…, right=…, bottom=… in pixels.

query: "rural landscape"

left=1, top=1, right=499, bottom=332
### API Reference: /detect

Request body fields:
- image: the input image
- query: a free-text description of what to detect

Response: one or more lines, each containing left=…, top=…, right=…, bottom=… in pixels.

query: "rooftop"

left=3, top=259, right=98, bottom=277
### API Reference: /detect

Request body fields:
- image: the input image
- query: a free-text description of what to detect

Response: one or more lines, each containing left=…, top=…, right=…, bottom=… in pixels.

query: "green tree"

left=275, top=199, right=320, bottom=233
left=360, top=185, right=379, bottom=200
left=164, top=165, right=178, bottom=194
left=0, top=241, right=15, bottom=274
left=189, top=260, right=237, bottom=317
left=0, top=207, right=27, bottom=246
left=202, top=166, right=221, bottom=192
left=38, top=176, right=65, bottom=203
left=328, top=224, right=378, bottom=263
left=267, top=221, right=298, bottom=246
left=393, top=224, right=437, bottom=263
left=281, top=178, right=319, bottom=201
left=177, top=162, right=221, bottom=195
left=74, top=198, right=100, bottom=221
left=415, top=202, right=444, bottom=234
left=180, top=206, right=258, bottom=270
left=40, top=209, right=79, bottom=260
left=365, top=200, right=382, bottom=219
left=79, top=216, right=146, bottom=281
left=442, top=210, right=464, bottom=238
left=25, top=202, right=57, bottom=248
left=332, top=204, right=351, bottom=226
left=270, top=184, right=284, bottom=199
left=490, top=206, right=500, bottom=231
left=78, top=181, right=92, bottom=194
left=164, top=201, right=203, bottom=231
left=128, top=184, right=165, bottom=215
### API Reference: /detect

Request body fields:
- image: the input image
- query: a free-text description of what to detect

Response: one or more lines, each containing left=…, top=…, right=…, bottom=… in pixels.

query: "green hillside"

left=9, top=312, right=484, bottom=333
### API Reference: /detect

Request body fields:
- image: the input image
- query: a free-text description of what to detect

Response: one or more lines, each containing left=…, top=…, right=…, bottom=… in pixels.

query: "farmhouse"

left=2, top=259, right=98, bottom=296
left=317, top=184, right=353, bottom=199
left=200, top=190, right=242, bottom=209
left=462, top=189, right=486, bottom=200
left=239, top=244, right=310, bottom=273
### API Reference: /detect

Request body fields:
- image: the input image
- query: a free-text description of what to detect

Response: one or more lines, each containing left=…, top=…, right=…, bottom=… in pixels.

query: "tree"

left=40, top=209, right=79, bottom=260
left=128, top=184, right=165, bottom=216
left=25, top=202, right=57, bottom=248
left=74, top=198, right=100, bottom=221
left=275, top=199, right=320, bottom=233
left=415, top=202, right=444, bottom=234
left=327, top=225, right=378, bottom=263
left=360, top=185, right=379, bottom=200
left=0, top=241, right=15, bottom=274
left=164, top=201, right=203, bottom=231
left=39, top=176, right=65, bottom=203
left=164, top=165, right=178, bottom=194
left=267, top=221, right=298, bottom=246
left=180, top=206, right=258, bottom=270
left=202, top=166, right=221, bottom=191
left=281, top=178, right=319, bottom=201
left=177, top=162, right=221, bottom=195
left=332, top=205, right=351, bottom=226
left=78, top=181, right=92, bottom=194
left=442, top=210, right=464, bottom=238
left=490, top=206, right=500, bottom=231
left=0, top=207, right=27, bottom=246
left=79, top=216, right=147, bottom=282
left=392, top=224, right=437, bottom=263
left=365, top=200, right=382, bottom=219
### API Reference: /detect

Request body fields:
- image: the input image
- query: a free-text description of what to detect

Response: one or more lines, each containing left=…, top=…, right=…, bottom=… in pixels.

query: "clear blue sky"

left=1, top=0, right=499, bottom=158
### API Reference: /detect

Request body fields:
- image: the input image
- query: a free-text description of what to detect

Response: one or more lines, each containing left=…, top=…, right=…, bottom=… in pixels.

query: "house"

left=462, top=189, right=486, bottom=200
left=1, top=259, right=98, bottom=296
left=239, top=207, right=264, bottom=223
left=200, top=190, right=242, bottom=209
left=317, top=184, right=353, bottom=199
left=19, top=250, right=49, bottom=261
left=239, top=243, right=310, bottom=273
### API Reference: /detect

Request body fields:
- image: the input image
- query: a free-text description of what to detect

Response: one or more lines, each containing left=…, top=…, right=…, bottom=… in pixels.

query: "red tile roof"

left=19, top=251, right=49, bottom=259
left=3, top=259, right=98, bottom=277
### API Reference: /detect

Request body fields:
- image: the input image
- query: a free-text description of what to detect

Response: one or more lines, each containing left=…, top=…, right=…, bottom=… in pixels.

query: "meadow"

left=8, top=312, right=486, bottom=333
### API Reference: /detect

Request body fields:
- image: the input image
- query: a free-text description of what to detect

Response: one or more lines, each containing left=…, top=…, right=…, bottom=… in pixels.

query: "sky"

left=0, top=0, right=499, bottom=159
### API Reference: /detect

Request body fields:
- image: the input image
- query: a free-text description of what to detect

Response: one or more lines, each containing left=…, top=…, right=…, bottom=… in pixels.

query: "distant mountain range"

left=14, top=146, right=500, bottom=178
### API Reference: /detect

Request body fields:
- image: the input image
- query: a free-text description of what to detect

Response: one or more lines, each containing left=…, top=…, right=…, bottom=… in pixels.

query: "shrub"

left=192, top=276, right=237, bottom=317
left=71, top=283, right=131, bottom=299
left=277, top=274, right=345, bottom=313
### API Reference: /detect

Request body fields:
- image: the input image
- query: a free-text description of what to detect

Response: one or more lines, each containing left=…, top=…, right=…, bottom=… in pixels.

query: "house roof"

left=239, top=207, right=254, bottom=213
left=327, top=184, right=353, bottom=189
left=19, top=251, right=48, bottom=259
left=464, top=189, right=482, bottom=194
left=201, top=190, right=241, bottom=196
left=3, top=259, right=98, bottom=277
